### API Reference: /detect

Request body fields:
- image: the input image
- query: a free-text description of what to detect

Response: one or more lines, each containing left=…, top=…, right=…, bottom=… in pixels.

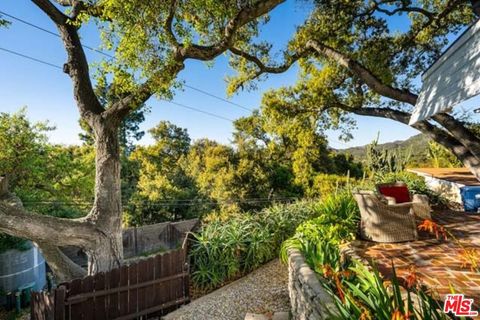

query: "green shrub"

left=309, top=174, right=358, bottom=198
left=0, top=234, right=30, bottom=254
left=280, top=191, right=359, bottom=268
left=190, top=200, right=320, bottom=290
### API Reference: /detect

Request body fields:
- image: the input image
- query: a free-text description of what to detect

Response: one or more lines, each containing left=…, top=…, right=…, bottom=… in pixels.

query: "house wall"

left=410, top=171, right=463, bottom=203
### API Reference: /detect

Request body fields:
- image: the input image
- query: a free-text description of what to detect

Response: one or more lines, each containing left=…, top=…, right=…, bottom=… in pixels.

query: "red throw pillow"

left=378, top=185, right=411, bottom=203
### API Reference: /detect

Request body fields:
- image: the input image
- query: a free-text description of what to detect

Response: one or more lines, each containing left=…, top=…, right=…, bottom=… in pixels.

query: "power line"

left=0, top=46, right=236, bottom=123
left=183, top=84, right=252, bottom=111
left=0, top=10, right=252, bottom=112
left=162, top=100, right=234, bottom=122
left=0, top=46, right=62, bottom=69
left=23, top=196, right=298, bottom=204
left=0, top=10, right=113, bottom=58
left=23, top=197, right=298, bottom=207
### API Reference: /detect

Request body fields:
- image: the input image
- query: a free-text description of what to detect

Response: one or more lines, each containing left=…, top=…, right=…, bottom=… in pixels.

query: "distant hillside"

left=338, top=134, right=430, bottom=164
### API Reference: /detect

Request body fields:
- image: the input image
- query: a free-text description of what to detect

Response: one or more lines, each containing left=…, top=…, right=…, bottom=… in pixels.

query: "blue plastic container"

left=460, top=186, right=480, bottom=212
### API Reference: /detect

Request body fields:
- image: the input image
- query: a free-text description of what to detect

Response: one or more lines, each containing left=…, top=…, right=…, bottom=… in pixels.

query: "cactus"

left=364, top=135, right=411, bottom=177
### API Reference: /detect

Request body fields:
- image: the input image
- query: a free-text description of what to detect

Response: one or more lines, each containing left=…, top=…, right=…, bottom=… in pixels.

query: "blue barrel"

left=0, top=242, right=46, bottom=307
left=460, top=186, right=480, bottom=212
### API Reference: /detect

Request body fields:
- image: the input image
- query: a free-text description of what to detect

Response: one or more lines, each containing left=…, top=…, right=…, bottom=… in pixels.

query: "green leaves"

left=190, top=200, right=321, bottom=290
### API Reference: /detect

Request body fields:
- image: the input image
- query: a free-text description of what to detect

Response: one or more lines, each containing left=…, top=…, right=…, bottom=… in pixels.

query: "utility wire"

left=0, top=10, right=113, bottom=58
left=0, top=46, right=62, bottom=69
left=23, top=198, right=298, bottom=207
left=183, top=84, right=252, bottom=111
left=23, top=197, right=298, bottom=204
left=0, top=10, right=252, bottom=111
left=162, top=100, right=234, bottom=122
left=0, top=46, right=236, bottom=123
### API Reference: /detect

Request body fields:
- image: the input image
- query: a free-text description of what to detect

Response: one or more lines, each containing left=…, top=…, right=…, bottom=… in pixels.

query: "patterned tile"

left=345, top=210, right=480, bottom=303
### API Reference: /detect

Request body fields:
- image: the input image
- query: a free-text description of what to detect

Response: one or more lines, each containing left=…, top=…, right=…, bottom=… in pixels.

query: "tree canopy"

left=227, top=0, right=480, bottom=178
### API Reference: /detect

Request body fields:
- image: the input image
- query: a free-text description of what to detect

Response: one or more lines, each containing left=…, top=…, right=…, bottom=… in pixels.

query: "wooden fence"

left=61, top=219, right=199, bottom=268
left=31, top=247, right=189, bottom=320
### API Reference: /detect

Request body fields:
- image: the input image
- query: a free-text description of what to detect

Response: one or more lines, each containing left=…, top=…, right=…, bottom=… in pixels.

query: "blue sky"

left=0, top=1, right=472, bottom=150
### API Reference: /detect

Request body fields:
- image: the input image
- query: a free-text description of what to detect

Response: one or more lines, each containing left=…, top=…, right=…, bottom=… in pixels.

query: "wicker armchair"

left=353, top=191, right=418, bottom=243
left=376, top=182, right=432, bottom=220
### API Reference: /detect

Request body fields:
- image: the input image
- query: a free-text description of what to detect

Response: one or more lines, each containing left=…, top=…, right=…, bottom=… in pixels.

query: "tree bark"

left=36, top=242, right=86, bottom=283
left=84, top=119, right=123, bottom=275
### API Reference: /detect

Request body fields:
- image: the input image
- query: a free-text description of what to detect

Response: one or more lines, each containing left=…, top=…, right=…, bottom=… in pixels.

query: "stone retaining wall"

left=287, top=249, right=337, bottom=320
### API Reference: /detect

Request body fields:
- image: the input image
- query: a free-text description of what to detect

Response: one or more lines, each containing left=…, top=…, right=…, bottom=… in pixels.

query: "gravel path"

left=163, top=259, right=291, bottom=320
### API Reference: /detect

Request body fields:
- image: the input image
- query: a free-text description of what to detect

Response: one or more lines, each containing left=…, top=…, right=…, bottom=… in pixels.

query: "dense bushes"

left=189, top=200, right=321, bottom=290
left=280, top=191, right=359, bottom=269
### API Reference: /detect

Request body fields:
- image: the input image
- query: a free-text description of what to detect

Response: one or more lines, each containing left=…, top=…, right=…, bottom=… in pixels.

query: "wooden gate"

left=31, top=248, right=189, bottom=320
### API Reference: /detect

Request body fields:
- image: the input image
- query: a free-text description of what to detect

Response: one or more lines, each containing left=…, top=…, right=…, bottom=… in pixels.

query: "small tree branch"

left=306, top=39, right=418, bottom=105
left=228, top=46, right=310, bottom=91
left=165, top=0, right=179, bottom=47
left=370, top=0, right=435, bottom=21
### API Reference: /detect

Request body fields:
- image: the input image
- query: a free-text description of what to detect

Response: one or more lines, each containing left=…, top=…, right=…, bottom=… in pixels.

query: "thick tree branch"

left=432, top=112, right=480, bottom=158
left=36, top=242, right=86, bottom=283
left=32, top=0, right=104, bottom=121
left=306, top=40, right=418, bottom=105
left=0, top=196, right=99, bottom=248
left=31, top=0, right=69, bottom=25
left=333, top=104, right=480, bottom=178
left=109, top=0, right=285, bottom=118
left=181, top=0, right=285, bottom=60
left=106, top=61, right=185, bottom=120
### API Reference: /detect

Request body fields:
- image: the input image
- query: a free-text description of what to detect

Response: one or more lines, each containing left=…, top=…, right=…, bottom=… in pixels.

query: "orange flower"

left=334, top=275, right=345, bottom=303
left=322, top=264, right=334, bottom=278
left=460, top=248, right=480, bottom=272
left=320, top=264, right=348, bottom=303
left=391, top=310, right=408, bottom=320
left=418, top=219, right=447, bottom=240
left=359, top=309, right=372, bottom=320
left=405, top=265, right=418, bottom=289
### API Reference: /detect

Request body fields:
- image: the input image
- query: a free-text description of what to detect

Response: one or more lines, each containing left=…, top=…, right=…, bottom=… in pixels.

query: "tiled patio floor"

left=343, top=210, right=480, bottom=304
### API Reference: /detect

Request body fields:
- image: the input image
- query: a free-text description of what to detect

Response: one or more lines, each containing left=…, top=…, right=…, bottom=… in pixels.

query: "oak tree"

left=0, top=0, right=286, bottom=282
left=229, top=0, right=480, bottom=179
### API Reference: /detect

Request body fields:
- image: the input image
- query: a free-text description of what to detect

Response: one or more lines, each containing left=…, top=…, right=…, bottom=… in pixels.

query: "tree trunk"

left=85, top=121, right=124, bottom=275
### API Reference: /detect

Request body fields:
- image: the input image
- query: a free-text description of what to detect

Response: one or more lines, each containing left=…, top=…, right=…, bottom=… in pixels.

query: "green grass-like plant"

left=190, top=200, right=321, bottom=290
